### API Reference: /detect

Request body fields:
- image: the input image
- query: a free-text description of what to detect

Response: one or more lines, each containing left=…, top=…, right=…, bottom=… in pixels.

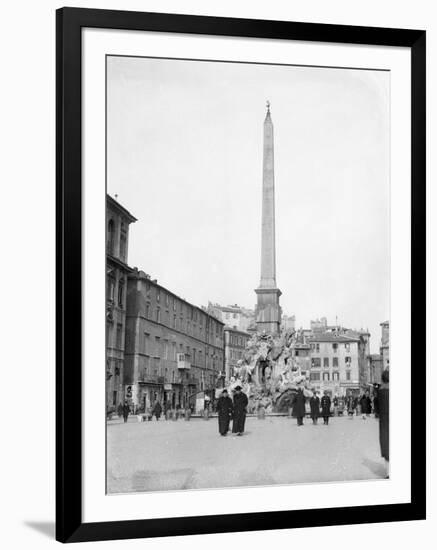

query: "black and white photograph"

left=105, top=55, right=391, bottom=494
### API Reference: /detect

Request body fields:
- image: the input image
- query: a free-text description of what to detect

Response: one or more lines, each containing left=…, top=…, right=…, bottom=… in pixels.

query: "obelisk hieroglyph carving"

left=255, top=102, right=282, bottom=334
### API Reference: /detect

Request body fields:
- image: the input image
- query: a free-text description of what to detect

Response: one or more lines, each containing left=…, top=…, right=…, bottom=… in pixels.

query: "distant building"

left=224, top=327, right=251, bottom=381
left=367, top=354, right=383, bottom=385
left=106, top=195, right=137, bottom=413
left=307, top=332, right=362, bottom=397
left=281, top=314, right=296, bottom=331
left=206, top=302, right=255, bottom=332
left=310, top=317, right=327, bottom=332
left=380, top=320, right=390, bottom=370
left=124, top=270, right=225, bottom=412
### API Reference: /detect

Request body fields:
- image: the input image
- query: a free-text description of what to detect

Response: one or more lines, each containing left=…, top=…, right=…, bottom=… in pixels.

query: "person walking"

left=360, top=392, right=371, bottom=419
left=152, top=400, right=162, bottom=421
left=117, top=402, right=123, bottom=418
left=122, top=400, right=130, bottom=423
left=232, top=386, right=248, bottom=436
left=378, top=369, right=389, bottom=478
left=320, top=391, right=332, bottom=425
left=346, top=395, right=355, bottom=418
left=309, top=391, right=320, bottom=425
left=292, top=386, right=306, bottom=426
left=216, top=389, right=233, bottom=436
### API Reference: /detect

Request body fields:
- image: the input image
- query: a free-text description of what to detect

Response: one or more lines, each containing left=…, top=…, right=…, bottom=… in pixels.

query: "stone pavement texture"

left=107, top=416, right=386, bottom=494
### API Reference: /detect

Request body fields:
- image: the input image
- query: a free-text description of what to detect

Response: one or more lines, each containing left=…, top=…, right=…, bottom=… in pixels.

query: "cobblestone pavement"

left=107, top=415, right=386, bottom=494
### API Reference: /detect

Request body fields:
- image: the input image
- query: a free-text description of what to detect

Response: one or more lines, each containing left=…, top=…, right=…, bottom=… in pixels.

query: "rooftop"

left=107, top=194, right=137, bottom=223
left=308, top=334, right=360, bottom=343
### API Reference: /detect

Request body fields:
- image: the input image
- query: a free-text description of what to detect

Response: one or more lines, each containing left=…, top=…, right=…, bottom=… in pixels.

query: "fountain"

left=226, top=328, right=314, bottom=413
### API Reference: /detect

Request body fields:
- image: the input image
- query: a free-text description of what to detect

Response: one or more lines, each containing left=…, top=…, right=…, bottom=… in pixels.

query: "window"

left=145, top=304, right=150, bottom=319
left=323, top=372, right=330, bottom=381
left=117, top=279, right=124, bottom=307
left=155, top=337, right=161, bottom=356
left=333, top=372, right=339, bottom=381
left=165, top=294, right=169, bottom=307
left=333, top=357, right=339, bottom=368
left=346, top=371, right=351, bottom=381
left=156, top=308, right=161, bottom=323
left=107, top=219, right=115, bottom=254
left=311, top=358, right=321, bottom=368
left=164, top=340, right=169, bottom=360
left=116, top=323, right=123, bottom=349
left=345, top=343, right=350, bottom=352
left=107, top=276, right=115, bottom=302
left=172, top=342, right=177, bottom=360
left=315, top=343, right=320, bottom=353
left=173, top=298, right=176, bottom=311
left=173, top=314, right=176, bottom=328
left=156, top=289, right=160, bottom=302
left=143, top=332, right=150, bottom=354
left=119, top=223, right=127, bottom=260
left=345, top=356, right=351, bottom=366
left=310, top=372, right=321, bottom=381
left=333, top=343, right=338, bottom=352
left=144, top=355, right=150, bottom=374
left=323, top=357, right=329, bottom=368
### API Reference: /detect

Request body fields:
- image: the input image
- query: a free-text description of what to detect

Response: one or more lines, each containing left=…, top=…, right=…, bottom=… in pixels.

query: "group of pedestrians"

left=346, top=391, right=374, bottom=419
left=216, top=386, right=248, bottom=436
left=291, top=388, right=332, bottom=426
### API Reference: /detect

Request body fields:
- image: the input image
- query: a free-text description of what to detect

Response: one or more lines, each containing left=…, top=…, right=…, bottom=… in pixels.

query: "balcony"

left=177, top=353, right=191, bottom=370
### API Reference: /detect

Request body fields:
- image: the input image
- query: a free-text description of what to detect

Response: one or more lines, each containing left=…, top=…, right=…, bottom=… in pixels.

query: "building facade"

left=307, top=333, right=361, bottom=397
left=206, top=302, right=255, bottom=332
left=281, top=314, right=296, bottom=332
left=380, top=320, right=390, bottom=370
left=124, top=269, right=225, bottom=412
left=224, top=327, right=251, bottom=382
left=367, top=353, right=383, bottom=385
left=106, top=195, right=137, bottom=413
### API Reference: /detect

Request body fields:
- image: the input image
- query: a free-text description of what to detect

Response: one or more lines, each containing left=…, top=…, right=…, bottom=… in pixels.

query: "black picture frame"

left=56, top=7, right=426, bottom=543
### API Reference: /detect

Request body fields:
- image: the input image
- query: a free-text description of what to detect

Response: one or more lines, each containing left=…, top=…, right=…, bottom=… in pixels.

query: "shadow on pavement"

left=24, top=521, right=55, bottom=539
left=362, top=458, right=386, bottom=478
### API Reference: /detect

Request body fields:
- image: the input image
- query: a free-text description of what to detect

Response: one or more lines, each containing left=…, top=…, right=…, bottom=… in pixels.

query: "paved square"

left=107, top=415, right=386, bottom=494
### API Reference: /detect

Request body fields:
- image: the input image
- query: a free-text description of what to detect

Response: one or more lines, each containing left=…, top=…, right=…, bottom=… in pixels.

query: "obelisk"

left=255, top=102, right=282, bottom=334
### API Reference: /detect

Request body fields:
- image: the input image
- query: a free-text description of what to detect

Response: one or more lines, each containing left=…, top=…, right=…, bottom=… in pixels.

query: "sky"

left=107, top=56, right=390, bottom=353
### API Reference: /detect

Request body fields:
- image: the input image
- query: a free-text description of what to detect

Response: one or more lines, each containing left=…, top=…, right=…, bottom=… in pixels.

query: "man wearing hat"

left=232, top=386, right=248, bottom=436
left=216, top=389, right=233, bottom=436
left=320, top=391, right=332, bottom=425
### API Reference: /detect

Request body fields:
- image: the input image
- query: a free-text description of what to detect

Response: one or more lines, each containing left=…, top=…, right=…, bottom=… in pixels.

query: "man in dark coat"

left=122, top=400, right=130, bottom=423
left=346, top=394, right=355, bottom=418
left=232, top=386, right=248, bottom=435
left=320, top=391, right=332, bottom=425
left=152, top=401, right=162, bottom=420
left=360, top=392, right=371, bottom=419
left=378, top=370, right=389, bottom=477
left=309, top=391, right=320, bottom=425
left=216, top=389, right=233, bottom=436
left=292, top=386, right=306, bottom=426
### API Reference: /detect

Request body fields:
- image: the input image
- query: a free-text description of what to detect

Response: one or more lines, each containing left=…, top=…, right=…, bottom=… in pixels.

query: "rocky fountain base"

left=226, top=328, right=314, bottom=413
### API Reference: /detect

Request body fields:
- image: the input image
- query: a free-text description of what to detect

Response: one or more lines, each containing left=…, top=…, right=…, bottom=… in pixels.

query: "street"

left=107, top=415, right=386, bottom=494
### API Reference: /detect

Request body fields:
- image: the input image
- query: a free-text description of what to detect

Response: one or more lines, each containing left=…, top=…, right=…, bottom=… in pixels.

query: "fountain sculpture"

left=227, top=328, right=314, bottom=413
